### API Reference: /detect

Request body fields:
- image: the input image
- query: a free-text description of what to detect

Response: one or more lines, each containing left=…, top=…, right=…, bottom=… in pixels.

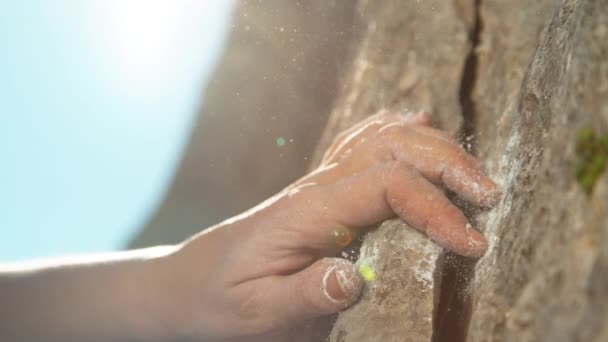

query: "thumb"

left=268, top=258, right=364, bottom=324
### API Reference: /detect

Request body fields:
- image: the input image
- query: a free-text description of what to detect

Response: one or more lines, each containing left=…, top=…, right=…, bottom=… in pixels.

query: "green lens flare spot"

left=276, top=137, right=286, bottom=147
left=358, top=262, right=376, bottom=282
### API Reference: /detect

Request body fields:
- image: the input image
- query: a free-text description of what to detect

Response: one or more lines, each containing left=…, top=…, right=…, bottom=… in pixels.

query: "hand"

left=170, top=110, right=499, bottom=341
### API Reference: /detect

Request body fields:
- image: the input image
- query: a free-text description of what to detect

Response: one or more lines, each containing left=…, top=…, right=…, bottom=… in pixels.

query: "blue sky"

left=0, top=1, right=233, bottom=261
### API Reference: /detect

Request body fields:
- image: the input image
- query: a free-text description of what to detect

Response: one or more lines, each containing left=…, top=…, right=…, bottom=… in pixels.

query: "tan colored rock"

left=312, top=0, right=474, bottom=164
left=473, top=0, right=559, bottom=161
left=329, top=220, right=443, bottom=342
left=469, top=0, right=608, bottom=340
left=321, top=0, right=608, bottom=341
left=316, top=1, right=475, bottom=340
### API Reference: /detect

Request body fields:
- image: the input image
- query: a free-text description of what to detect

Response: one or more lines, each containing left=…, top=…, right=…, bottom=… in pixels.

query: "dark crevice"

left=433, top=0, right=483, bottom=342
left=433, top=254, right=477, bottom=342
left=457, top=0, right=482, bottom=154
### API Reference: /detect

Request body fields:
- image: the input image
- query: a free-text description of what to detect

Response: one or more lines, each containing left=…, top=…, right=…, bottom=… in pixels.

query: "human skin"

left=0, top=111, right=498, bottom=341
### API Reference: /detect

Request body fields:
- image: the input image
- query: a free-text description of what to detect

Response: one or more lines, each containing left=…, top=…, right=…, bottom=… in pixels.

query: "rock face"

left=329, top=220, right=443, bottom=342
left=316, top=0, right=608, bottom=341
left=312, top=0, right=474, bottom=167
left=468, top=0, right=608, bottom=340
left=312, top=1, right=476, bottom=340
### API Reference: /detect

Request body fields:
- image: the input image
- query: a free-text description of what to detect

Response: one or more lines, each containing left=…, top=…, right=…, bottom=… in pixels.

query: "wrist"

left=157, top=228, right=232, bottom=341
left=131, top=246, right=202, bottom=341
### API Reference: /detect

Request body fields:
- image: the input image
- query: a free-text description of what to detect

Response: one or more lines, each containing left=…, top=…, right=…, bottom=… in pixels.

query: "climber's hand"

left=172, top=110, right=499, bottom=341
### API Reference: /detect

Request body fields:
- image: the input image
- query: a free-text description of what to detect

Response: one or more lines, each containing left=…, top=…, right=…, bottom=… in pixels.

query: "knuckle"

left=300, top=186, right=331, bottom=217
left=447, top=148, right=473, bottom=168
left=285, top=184, right=324, bottom=210
left=435, top=198, right=464, bottom=224
left=434, top=197, right=455, bottom=214
left=297, top=279, right=326, bottom=314
left=425, top=199, right=453, bottom=232
left=380, top=160, right=418, bottom=185
left=371, top=147, right=395, bottom=162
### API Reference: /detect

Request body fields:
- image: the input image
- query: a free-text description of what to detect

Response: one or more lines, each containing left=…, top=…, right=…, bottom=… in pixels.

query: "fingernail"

left=480, top=180, right=502, bottom=206
left=467, top=231, right=488, bottom=258
left=323, top=260, right=363, bottom=305
left=484, top=188, right=502, bottom=206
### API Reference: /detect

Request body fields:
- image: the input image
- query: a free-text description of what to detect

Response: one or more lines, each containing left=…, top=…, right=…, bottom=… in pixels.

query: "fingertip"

left=278, top=258, right=364, bottom=324
left=426, top=222, right=488, bottom=259
left=464, top=228, right=489, bottom=258
left=480, top=180, right=502, bottom=207
left=468, top=172, right=501, bottom=208
left=447, top=166, right=502, bottom=208
left=323, top=259, right=364, bottom=307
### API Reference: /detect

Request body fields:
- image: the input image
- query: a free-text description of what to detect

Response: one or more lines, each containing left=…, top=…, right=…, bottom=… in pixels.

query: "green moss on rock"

left=575, top=128, right=608, bottom=194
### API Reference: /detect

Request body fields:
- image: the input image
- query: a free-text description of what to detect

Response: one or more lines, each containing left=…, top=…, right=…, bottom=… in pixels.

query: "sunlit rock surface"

left=320, top=0, right=608, bottom=341
left=329, top=220, right=442, bottom=342
left=312, top=0, right=473, bottom=167
left=314, top=1, right=474, bottom=340
left=469, top=0, right=608, bottom=340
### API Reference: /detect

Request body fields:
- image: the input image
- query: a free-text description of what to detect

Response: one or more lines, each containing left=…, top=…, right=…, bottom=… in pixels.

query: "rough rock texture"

left=319, top=0, right=608, bottom=341
left=312, top=0, right=475, bottom=167
left=312, top=1, right=476, bottom=340
left=472, top=0, right=559, bottom=156
left=130, top=1, right=361, bottom=247
left=329, top=220, right=443, bottom=342
left=469, top=0, right=608, bottom=340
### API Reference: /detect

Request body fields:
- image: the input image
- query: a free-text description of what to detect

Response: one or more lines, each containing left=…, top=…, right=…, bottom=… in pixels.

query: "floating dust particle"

left=358, top=262, right=376, bottom=282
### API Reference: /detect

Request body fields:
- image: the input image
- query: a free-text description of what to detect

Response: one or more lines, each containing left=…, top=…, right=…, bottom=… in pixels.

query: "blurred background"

left=0, top=0, right=233, bottom=261
left=0, top=1, right=361, bottom=261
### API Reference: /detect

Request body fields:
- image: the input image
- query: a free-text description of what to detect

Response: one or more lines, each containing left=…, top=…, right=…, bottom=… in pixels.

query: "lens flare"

left=358, top=262, right=375, bottom=282
left=333, top=228, right=353, bottom=247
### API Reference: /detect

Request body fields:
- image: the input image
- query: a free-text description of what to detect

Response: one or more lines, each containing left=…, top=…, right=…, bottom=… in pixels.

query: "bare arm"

left=0, top=111, right=499, bottom=341
left=0, top=246, right=187, bottom=342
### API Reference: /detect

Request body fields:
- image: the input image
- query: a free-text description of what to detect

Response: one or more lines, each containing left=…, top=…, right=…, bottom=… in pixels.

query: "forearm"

left=0, top=246, right=187, bottom=342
